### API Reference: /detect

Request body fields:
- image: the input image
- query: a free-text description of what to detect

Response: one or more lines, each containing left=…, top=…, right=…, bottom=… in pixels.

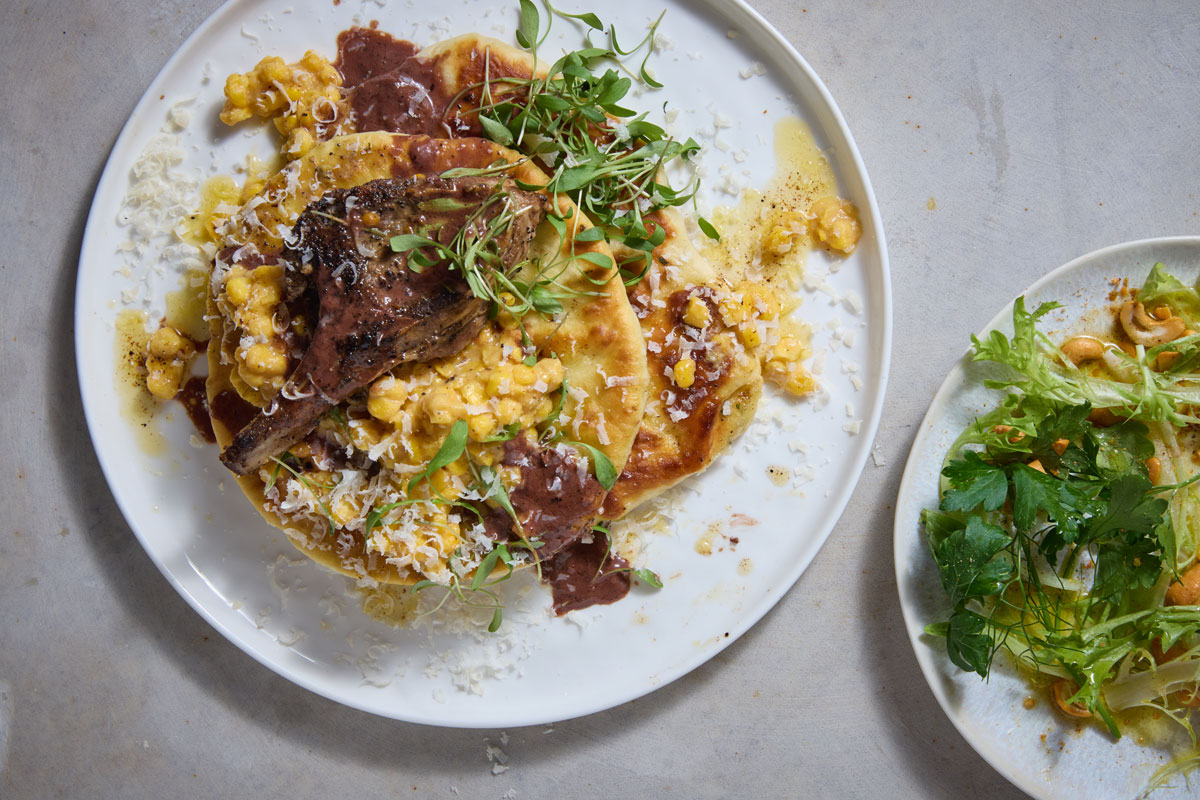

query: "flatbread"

left=207, top=131, right=648, bottom=583
left=600, top=207, right=761, bottom=517
left=385, top=33, right=765, bottom=517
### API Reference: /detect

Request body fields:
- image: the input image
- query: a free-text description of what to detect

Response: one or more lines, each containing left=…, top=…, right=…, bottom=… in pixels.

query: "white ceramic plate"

left=895, top=237, right=1200, bottom=799
left=76, top=0, right=890, bottom=727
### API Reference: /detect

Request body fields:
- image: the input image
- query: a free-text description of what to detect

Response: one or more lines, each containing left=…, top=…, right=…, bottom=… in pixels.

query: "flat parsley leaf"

left=1012, top=464, right=1074, bottom=534
left=940, top=451, right=1008, bottom=513
left=1085, top=474, right=1167, bottom=544
left=1027, top=404, right=1091, bottom=472
left=946, top=606, right=993, bottom=677
left=1091, top=420, right=1155, bottom=479
left=1092, top=538, right=1162, bottom=603
left=932, top=515, right=1013, bottom=605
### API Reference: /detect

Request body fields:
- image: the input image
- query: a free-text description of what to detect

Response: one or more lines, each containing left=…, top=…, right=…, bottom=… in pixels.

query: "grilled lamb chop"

left=219, top=175, right=549, bottom=475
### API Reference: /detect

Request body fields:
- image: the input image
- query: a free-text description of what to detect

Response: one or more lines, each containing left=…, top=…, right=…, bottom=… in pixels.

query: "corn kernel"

left=757, top=292, right=780, bottom=320
left=145, top=370, right=176, bottom=399
left=784, top=366, right=817, bottom=396
left=254, top=263, right=284, bottom=283
left=244, top=342, right=288, bottom=376
left=332, top=498, right=359, bottom=526
left=252, top=281, right=281, bottom=309
left=148, top=326, right=189, bottom=359
left=487, top=365, right=513, bottom=397
left=468, top=414, right=496, bottom=440
left=430, top=468, right=461, bottom=500
left=462, top=381, right=484, bottom=405
left=683, top=296, right=712, bottom=329
left=763, top=360, right=790, bottom=384
left=261, top=58, right=289, bottom=83
left=497, top=398, right=522, bottom=423
left=534, top=358, right=565, bottom=387
left=367, top=379, right=407, bottom=422
left=513, top=364, right=537, bottom=386
left=810, top=196, right=862, bottom=255
left=773, top=336, right=804, bottom=362
left=718, top=296, right=745, bottom=325
left=762, top=225, right=796, bottom=256
left=225, top=274, right=251, bottom=306
left=423, top=388, right=466, bottom=426
left=225, top=74, right=251, bottom=107
left=284, top=127, right=315, bottom=158
left=739, top=291, right=757, bottom=319
left=673, top=357, right=697, bottom=388
left=1158, top=350, right=1182, bottom=371
left=301, top=51, right=326, bottom=72
left=480, top=344, right=502, bottom=369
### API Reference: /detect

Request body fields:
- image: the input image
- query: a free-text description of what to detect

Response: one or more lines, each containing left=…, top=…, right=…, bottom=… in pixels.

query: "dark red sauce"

left=494, top=436, right=606, bottom=557
left=336, top=27, right=456, bottom=137
left=480, top=436, right=631, bottom=612
left=209, top=388, right=260, bottom=435
left=335, top=26, right=533, bottom=140
left=336, top=27, right=419, bottom=86
left=543, top=531, right=632, bottom=615
left=177, top=376, right=216, bottom=443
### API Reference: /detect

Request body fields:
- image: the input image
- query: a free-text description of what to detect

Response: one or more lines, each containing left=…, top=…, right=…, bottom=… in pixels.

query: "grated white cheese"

left=871, top=444, right=887, bottom=467
left=738, top=62, right=767, bottom=79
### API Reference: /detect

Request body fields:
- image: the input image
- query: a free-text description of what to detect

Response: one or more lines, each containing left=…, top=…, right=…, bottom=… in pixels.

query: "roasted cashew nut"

left=1061, top=336, right=1106, bottom=365
left=1119, top=300, right=1186, bottom=346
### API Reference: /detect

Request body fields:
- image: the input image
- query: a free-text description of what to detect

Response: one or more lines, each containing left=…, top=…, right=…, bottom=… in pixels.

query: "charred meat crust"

left=219, top=174, right=549, bottom=475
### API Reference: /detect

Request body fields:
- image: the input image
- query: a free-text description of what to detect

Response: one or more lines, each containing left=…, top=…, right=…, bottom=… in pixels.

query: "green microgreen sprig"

left=442, top=0, right=698, bottom=285
left=406, top=419, right=470, bottom=496
left=590, top=522, right=663, bottom=587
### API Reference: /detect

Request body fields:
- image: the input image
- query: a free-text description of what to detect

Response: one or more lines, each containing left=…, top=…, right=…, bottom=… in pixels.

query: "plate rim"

left=75, top=0, right=893, bottom=727
left=892, top=235, right=1200, bottom=798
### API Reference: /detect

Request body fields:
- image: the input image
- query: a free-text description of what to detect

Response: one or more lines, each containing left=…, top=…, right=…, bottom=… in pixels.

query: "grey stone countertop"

left=2, top=0, right=1198, bottom=797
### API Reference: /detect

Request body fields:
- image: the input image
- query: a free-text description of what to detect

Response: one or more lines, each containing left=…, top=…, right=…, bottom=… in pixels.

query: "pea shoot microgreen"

left=406, top=419, right=470, bottom=495
left=563, top=439, right=618, bottom=490
left=482, top=421, right=524, bottom=443
left=440, top=0, right=700, bottom=285
left=361, top=498, right=431, bottom=541
left=697, top=216, right=721, bottom=241
left=634, top=567, right=664, bottom=588
left=409, top=538, right=546, bottom=632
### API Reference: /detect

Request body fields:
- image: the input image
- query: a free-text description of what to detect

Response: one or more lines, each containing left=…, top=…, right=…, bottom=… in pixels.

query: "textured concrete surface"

left=2, top=0, right=1197, bottom=797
